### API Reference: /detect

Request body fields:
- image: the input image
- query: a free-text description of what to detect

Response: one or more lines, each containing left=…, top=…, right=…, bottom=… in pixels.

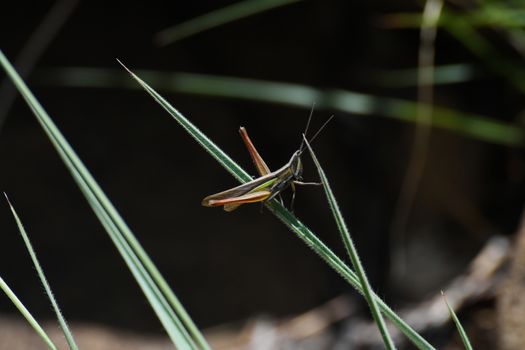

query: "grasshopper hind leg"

left=278, top=194, right=285, bottom=206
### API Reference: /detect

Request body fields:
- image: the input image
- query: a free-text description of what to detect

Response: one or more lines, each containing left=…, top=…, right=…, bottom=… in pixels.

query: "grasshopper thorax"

left=290, top=150, right=303, bottom=180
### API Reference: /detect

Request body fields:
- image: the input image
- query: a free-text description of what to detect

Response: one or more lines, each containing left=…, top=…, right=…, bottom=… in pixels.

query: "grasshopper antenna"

left=299, top=102, right=315, bottom=151
left=299, top=114, right=334, bottom=154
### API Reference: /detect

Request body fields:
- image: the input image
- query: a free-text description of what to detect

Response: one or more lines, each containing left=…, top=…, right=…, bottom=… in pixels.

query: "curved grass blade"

left=4, top=193, right=79, bottom=350
left=119, top=61, right=436, bottom=350
left=302, top=137, right=396, bottom=349
left=0, top=276, right=58, bottom=350
left=33, top=67, right=525, bottom=147
left=0, top=49, right=210, bottom=350
left=155, top=0, right=301, bottom=45
left=442, top=291, right=473, bottom=350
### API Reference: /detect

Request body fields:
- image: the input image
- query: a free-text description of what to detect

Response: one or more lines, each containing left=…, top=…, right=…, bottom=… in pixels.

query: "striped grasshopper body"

left=202, top=116, right=331, bottom=212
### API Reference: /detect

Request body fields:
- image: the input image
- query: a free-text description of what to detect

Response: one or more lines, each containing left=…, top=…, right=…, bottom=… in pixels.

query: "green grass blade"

left=302, top=137, right=396, bottom=349
left=0, top=276, right=58, bottom=350
left=442, top=292, right=473, bottom=350
left=377, top=63, right=481, bottom=87
left=154, top=0, right=301, bottom=45
left=4, top=193, right=79, bottom=350
left=34, top=67, right=524, bottom=147
left=0, top=49, right=209, bottom=350
left=120, top=62, right=436, bottom=350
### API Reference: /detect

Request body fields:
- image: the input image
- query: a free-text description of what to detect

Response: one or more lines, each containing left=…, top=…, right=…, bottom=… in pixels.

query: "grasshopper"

left=202, top=114, right=333, bottom=212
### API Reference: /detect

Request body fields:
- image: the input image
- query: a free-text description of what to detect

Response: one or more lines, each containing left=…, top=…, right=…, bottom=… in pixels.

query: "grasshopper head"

left=290, top=150, right=303, bottom=180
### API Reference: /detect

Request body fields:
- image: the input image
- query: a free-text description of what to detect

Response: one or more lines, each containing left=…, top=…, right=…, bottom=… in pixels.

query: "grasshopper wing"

left=202, top=173, right=278, bottom=208
left=208, top=190, right=272, bottom=211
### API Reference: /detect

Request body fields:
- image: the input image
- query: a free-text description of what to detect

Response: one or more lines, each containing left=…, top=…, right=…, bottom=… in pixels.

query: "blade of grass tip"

left=4, top=193, right=79, bottom=350
left=154, top=0, right=301, bottom=45
left=302, top=135, right=396, bottom=349
left=0, top=50, right=208, bottom=350
left=0, top=276, right=58, bottom=350
left=120, top=63, right=436, bottom=350
left=116, top=59, right=252, bottom=184
left=442, top=291, right=473, bottom=350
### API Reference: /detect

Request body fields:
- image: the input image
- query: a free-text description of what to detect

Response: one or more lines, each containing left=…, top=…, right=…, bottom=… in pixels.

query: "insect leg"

left=293, top=181, right=323, bottom=186
left=290, top=183, right=297, bottom=213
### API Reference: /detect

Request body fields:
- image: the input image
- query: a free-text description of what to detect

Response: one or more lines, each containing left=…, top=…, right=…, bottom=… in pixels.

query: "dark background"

left=0, top=0, right=523, bottom=347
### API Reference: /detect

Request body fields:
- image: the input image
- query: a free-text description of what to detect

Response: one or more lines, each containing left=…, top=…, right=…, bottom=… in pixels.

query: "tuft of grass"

left=119, top=61, right=437, bottom=350
left=442, top=291, right=473, bottom=350
left=4, top=193, right=79, bottom=350
left=0, top=49, right=210, bottom=350
left=302, top=136, right=396, bottom=349
left=154, top=0, right=301, bottom=45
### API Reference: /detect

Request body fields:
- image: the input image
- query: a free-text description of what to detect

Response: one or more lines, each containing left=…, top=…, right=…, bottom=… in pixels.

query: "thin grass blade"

left=301, top=137, right=396, bottom=349
left=4, top=193, right=79, bottom=350
left=155, top=0, right=301, bottom=45
left=442, top=291, right=473, bottom=350
left=0, top=49, right=210, bottom=350
left=120, top=62, right=436, bottom=350
left=377, top=63, right=480, bottom=87
left=33, top=67, right=524, bottom=147
left=0, top=276, right=58, bottom=350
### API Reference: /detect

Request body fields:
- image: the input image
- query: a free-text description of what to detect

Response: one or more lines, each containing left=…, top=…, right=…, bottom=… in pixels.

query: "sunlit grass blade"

left=4, top=193, right=79, bottom=350
left=377, top=63, right=481, bottom=87
left=442, top=291, right=473, bottom=350
left=0, top=49, right=210, bottom=350
left=302, top=137, right=396, bottom=349
left=34, top=67, right=524, bottom=146
left=119, top=61, right=436, bottom=350
left=154, top=0, right=301, bottom=45
left=0, top=276, right=58, bottom=350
